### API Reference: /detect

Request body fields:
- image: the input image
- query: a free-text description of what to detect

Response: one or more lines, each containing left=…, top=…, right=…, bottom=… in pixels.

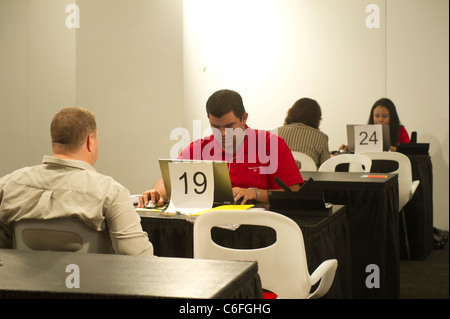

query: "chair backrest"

left=291, top=151, right=317, bottom=171
left=193, top=210, right=335, bottom=298
left=318, top=154, right=372, bottom=172
left=362, top=151, right=415, bottom=210
left=13, top=218, right=113, bottom=254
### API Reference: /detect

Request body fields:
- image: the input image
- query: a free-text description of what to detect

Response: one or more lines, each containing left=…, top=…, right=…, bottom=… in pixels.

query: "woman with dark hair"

left=368, top=98, right=410, bottom=151
left=276, top=98, right=330, bottom=168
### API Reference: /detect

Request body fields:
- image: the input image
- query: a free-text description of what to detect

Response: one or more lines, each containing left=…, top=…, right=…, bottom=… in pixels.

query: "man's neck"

left=52, top=152, right=93, bottom=166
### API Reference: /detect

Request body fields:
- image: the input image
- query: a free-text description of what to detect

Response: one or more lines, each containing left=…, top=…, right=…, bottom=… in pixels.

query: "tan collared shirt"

left=0, top=156, right=154, bottom=256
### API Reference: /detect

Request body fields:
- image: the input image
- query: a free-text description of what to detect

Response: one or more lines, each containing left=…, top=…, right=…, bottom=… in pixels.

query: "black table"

left=139, top=205, right=352, bottom=299
left=370, top=155, right=434, bottom=260
left=336, top=154, right=434, bottom=260
left=0, top=249, right=262, bottom=299
left=301, top=172, right=399, bottom=299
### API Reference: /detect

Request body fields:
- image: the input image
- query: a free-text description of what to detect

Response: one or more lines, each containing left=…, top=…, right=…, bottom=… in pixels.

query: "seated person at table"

left=339, top=97, right=410, bottom=152
left=275, top=97, right=331, bottom=168
left=139, top=89, right=304, bottom=207
left=0, top=107, right=154, bottom=256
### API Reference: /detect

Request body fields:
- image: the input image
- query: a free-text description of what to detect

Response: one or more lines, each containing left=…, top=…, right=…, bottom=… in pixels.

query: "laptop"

left=268, top=177, right=333, bottom=217
left=346, top=124, right=390, bottom=153
left=159, top=159, right=235, bottom=205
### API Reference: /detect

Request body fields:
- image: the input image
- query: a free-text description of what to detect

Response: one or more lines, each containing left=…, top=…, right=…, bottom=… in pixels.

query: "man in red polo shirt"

left=138, top=90, right=303, bottom=207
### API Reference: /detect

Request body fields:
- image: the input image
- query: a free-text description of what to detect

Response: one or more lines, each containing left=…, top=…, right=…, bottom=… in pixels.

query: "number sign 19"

left=167, top=161, right=215, bottom=214
left=179, top=171, right=208, bottom=195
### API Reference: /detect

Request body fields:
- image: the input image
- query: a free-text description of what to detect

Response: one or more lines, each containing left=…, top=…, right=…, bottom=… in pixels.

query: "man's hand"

left=232, top=187, right=257, bottom=205
left=138, top=189, right=164, bottom=208
left=137, top=178, right=167, bottom=208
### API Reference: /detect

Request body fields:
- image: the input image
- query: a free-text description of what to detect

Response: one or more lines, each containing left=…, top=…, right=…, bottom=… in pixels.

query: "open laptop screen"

left=159, top=159, right=235, bottom=205
left=346, top=124, right=390, bottom=153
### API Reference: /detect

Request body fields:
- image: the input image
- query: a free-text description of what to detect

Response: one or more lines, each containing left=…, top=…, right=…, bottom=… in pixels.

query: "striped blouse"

left=275, top=123, right=331, bottom=168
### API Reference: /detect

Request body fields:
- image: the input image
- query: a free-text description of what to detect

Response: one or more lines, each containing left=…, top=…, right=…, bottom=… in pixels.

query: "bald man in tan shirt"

left=0, top=107, right=153, bottom=256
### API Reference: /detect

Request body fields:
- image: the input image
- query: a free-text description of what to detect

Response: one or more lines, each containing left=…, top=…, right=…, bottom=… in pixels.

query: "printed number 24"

left=179, top=172, right=207, bottom=195
left=359, top=131, right=378, bottom=145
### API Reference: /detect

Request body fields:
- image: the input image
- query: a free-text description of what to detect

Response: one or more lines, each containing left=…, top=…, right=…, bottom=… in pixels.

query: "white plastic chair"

left=291, top=151, right=317, bottom=171
left=193, top=210, right=338, bottom=299
left=13, top=218, right=113, bottom=254
left=362, top=151, right=420, bottom=259
left=318, top=154, right=372, bottom=172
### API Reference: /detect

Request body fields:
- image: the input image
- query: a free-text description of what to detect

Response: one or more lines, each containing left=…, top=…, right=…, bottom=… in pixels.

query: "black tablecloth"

left=370, top=155, right=434, bottom=260
left=337, top=154, right=434, bottom=260
left=301, top=172, right=399, bottom=299
left=0, top=249, right=262, bottom=299
left=140, top=205, right=352, bottom=299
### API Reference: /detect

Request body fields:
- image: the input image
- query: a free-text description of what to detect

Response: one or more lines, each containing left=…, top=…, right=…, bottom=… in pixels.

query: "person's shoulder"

left=316, top=128, right=329, bottom=140
left=178, top=134, right=216, bottom=160
left=248, top=127, right=285, bottom=145
left=183, top=133, right=215, bottom=147
left=196, top=134, right=216, bottom=145
left=299, top=124, right=329, bottom=139
left=0, top=164, right=41, bottom=183
left=276, top=123, right=328, bottom=139
left=84, top=169, right=126, bottom=191
left=249, top=127, right=278, bottom=137
left=399, top=125, right=409, bottom=135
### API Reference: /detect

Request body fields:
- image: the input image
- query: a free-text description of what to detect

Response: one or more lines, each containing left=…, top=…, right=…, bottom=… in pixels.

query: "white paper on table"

left=165, top=161, right=215, bottom=215
left=354, top=124, right=384, bottom=154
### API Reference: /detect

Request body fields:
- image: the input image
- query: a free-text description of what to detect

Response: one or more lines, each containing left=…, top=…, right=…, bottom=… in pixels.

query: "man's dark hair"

left=206, top=89, right=246, bottom=119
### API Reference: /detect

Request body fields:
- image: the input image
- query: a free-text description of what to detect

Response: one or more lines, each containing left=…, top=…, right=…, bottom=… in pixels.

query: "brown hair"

left=51, top=107, right=97, bottom=152
left=284, top=98, right=322, bottom=129
left=206, top=89, right=246, bottom=119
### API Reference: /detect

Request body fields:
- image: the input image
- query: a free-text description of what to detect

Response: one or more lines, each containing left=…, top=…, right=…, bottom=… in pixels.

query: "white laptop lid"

left=159, top=159, right=235, bottom=205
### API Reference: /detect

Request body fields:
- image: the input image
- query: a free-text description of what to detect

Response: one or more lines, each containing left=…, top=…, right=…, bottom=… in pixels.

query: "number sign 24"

left=354, top=125, right=384, bottom=153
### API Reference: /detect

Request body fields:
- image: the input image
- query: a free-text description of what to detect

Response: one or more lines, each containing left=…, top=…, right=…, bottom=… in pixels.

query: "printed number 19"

left=179, top=172, right=207, bottom=195
left=359, top=131, right=378, bottom=145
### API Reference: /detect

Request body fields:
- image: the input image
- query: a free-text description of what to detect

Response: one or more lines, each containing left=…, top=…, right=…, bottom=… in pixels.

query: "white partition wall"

left=183, top=0, right=387, bottom=148
left=0, top=0, right=76, bottom=170
left=183, top=0, right=449, bottom=230
left=0, top=0, right=447, bottom=229
left=0, top=0, right=184, bottom=194
left=386, top=0, right=449, bottom=230
left=75, top=0, right=184, bottom=193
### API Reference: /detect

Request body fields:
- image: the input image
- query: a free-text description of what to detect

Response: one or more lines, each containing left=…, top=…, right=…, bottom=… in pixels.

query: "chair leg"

left=401, top=208, right=411, bottom=260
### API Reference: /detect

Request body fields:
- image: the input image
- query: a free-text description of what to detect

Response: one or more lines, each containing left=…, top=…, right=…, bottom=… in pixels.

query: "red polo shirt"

left=177, top=127, right=304, bottom=190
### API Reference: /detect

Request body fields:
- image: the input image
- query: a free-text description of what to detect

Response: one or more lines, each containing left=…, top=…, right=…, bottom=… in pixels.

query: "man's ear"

left=241, top=112, right=248, bottom=124
left=86, top=133, right=95, bottom=152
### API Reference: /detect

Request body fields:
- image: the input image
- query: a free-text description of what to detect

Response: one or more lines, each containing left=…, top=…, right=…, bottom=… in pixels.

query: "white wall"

left=183, top=0, right=449, bottom=230
left=386, top=0, right=449, bottom=230
left=0, top=0, right=448, bottom=230
left=75, top=0, right=184, bottom=194
left=0, top=0, right=76, bottom=170
left=0, top=0, right=183, bottom=195
left=183, top=0, right=386, bottom=142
